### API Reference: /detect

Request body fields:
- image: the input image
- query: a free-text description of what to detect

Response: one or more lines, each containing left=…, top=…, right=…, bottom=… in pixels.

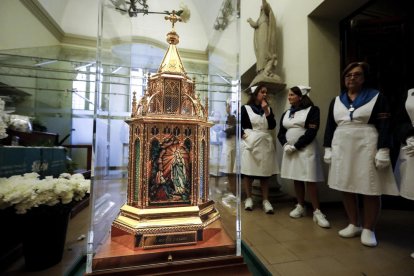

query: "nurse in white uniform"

left=220, top=100, right=237, bottom=205
left=278, top=86, right=330, bottom=228
left=394, top=88, right=414, bottom=257
left=241, top=84, right=280, bottom=214
left=324, top=62, right=398, bottom=247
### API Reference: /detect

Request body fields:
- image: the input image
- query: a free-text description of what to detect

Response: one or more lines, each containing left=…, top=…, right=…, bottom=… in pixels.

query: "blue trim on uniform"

left=340, top=88, right=379, bottom=120
left=249, top=104, right=265, bottom=116
left=288, top=106, right=299, bottom=118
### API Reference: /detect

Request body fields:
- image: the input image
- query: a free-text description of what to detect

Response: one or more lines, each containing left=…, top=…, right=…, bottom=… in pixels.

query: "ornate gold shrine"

left=112, top=11, right=220, bottom=250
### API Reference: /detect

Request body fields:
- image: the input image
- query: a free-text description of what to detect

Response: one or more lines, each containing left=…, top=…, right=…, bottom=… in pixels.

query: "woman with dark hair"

left=241, top=84, right=279, bottom=214
left=324, top=62, right=398, bottom=247
left=278, top=86, right=329, bottom=228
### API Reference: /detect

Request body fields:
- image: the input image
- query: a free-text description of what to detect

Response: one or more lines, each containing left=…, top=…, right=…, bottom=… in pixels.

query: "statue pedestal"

left=249, top=71, right=286, bottom=93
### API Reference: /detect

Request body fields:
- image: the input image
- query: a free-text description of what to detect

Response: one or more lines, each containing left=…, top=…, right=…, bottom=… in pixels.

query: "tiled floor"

left=4, top=180, right=414, bottom=276
left=241, top=200, right=414, bottom=276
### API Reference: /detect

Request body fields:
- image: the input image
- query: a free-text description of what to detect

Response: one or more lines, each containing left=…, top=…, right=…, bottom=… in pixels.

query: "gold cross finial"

left=165, top=10, right=182, bottom=29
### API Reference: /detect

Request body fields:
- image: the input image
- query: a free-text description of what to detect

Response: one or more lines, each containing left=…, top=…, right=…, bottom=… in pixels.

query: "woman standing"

left=241, top=84, right=279, bottom=214
left=324, top=62, right=398, bottom=247
left=394, top=88, right=414, bottom=257
left=278, top=86, right=330, bottom=228
left=220, top=100, right=237, bottom=204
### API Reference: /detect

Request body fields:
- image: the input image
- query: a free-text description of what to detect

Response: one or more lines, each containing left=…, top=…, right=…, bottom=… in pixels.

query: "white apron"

left=280, top=107, right=324, bottom=182
left=220, top=135, right=236, bottom=174
left=328, top=95, right=398, bottom=196
left=395, top=90, right=414, bottom=200
left=241, top=105, right=279, bottom=177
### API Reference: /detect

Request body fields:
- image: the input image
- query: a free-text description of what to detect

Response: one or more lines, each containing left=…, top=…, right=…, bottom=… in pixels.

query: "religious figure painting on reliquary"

left=148, top=132, right=192, bottom=206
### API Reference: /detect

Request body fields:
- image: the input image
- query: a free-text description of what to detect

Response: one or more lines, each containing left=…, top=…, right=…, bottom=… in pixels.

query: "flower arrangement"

left=0, top=172, right=90, bottom=214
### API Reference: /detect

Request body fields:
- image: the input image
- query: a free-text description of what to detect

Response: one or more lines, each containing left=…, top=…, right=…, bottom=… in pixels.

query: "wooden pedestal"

left=88, top=255, right=250, bottom=275
left=89, top=220, right=250, bottom=275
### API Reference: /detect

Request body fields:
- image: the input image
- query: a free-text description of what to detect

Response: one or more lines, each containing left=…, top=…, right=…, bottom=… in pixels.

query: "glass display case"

left=0, top=53, right=93, bottom=172
left=87, top=0, right=242, bottom=274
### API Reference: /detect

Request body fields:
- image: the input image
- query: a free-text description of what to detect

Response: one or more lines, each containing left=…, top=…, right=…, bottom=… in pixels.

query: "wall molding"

left=20, top=0, right=65, bottom=41
left=20, top=0, right=208, bottom=63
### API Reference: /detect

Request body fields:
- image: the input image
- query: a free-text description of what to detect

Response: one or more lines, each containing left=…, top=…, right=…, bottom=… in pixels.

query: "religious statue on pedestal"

left=247, top=0, right=285, bottom=92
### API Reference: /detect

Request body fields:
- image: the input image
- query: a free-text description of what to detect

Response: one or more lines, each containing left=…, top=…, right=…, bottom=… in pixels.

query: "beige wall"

left=0, top=0, right=59, bottom=50
left=308, top=18, right=343, bottom=200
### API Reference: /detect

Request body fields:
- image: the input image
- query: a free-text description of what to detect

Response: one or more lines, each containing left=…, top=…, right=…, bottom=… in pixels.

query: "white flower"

left=23, top=172, right=40, bottom=179
left=0, top=173, right=91, bottom=214
left=59, top=173, right=71, bottom=179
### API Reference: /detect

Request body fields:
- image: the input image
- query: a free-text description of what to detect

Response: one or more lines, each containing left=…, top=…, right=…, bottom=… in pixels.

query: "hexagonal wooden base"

left=92, top=220, right=236, bottom=272
left=111, top=200, right=220, bottom=249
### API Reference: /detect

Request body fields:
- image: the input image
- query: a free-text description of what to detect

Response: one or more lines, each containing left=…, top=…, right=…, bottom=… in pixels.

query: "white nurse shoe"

left=244, top=197, right=253, bottom=211
left=262, top=200, right=274, bottom=214
left=289, top=204, right=305, bottom=218
left=313, top=209, right=330, bottom=228
left=361, top=229, right=377, bottom=247
left=338, top=224, right=362, bottom=238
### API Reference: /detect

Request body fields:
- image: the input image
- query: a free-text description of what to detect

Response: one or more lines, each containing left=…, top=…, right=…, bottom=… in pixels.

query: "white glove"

left=323, top=148, right=332, bottom=164
left=406, top=136, right=414, bottom=146
left=402, top=144, right=414, bottom=157
left=375, top=148, right=390, bottom=169
left=283, top=144, right=296, bottom=154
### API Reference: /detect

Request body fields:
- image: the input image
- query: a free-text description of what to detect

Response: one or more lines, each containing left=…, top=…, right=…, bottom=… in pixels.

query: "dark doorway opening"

left=340, top=0, right=414, bottom=210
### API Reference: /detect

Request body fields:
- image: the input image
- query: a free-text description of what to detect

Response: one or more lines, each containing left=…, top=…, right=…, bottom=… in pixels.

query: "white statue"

left=247, top=0, right=278, bottom=77
left=247, top=0, right=284, bottom=91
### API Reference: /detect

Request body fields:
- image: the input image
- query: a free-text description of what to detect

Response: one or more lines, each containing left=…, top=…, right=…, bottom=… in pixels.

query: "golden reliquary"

left=111, top=11, right=220, bottom=250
